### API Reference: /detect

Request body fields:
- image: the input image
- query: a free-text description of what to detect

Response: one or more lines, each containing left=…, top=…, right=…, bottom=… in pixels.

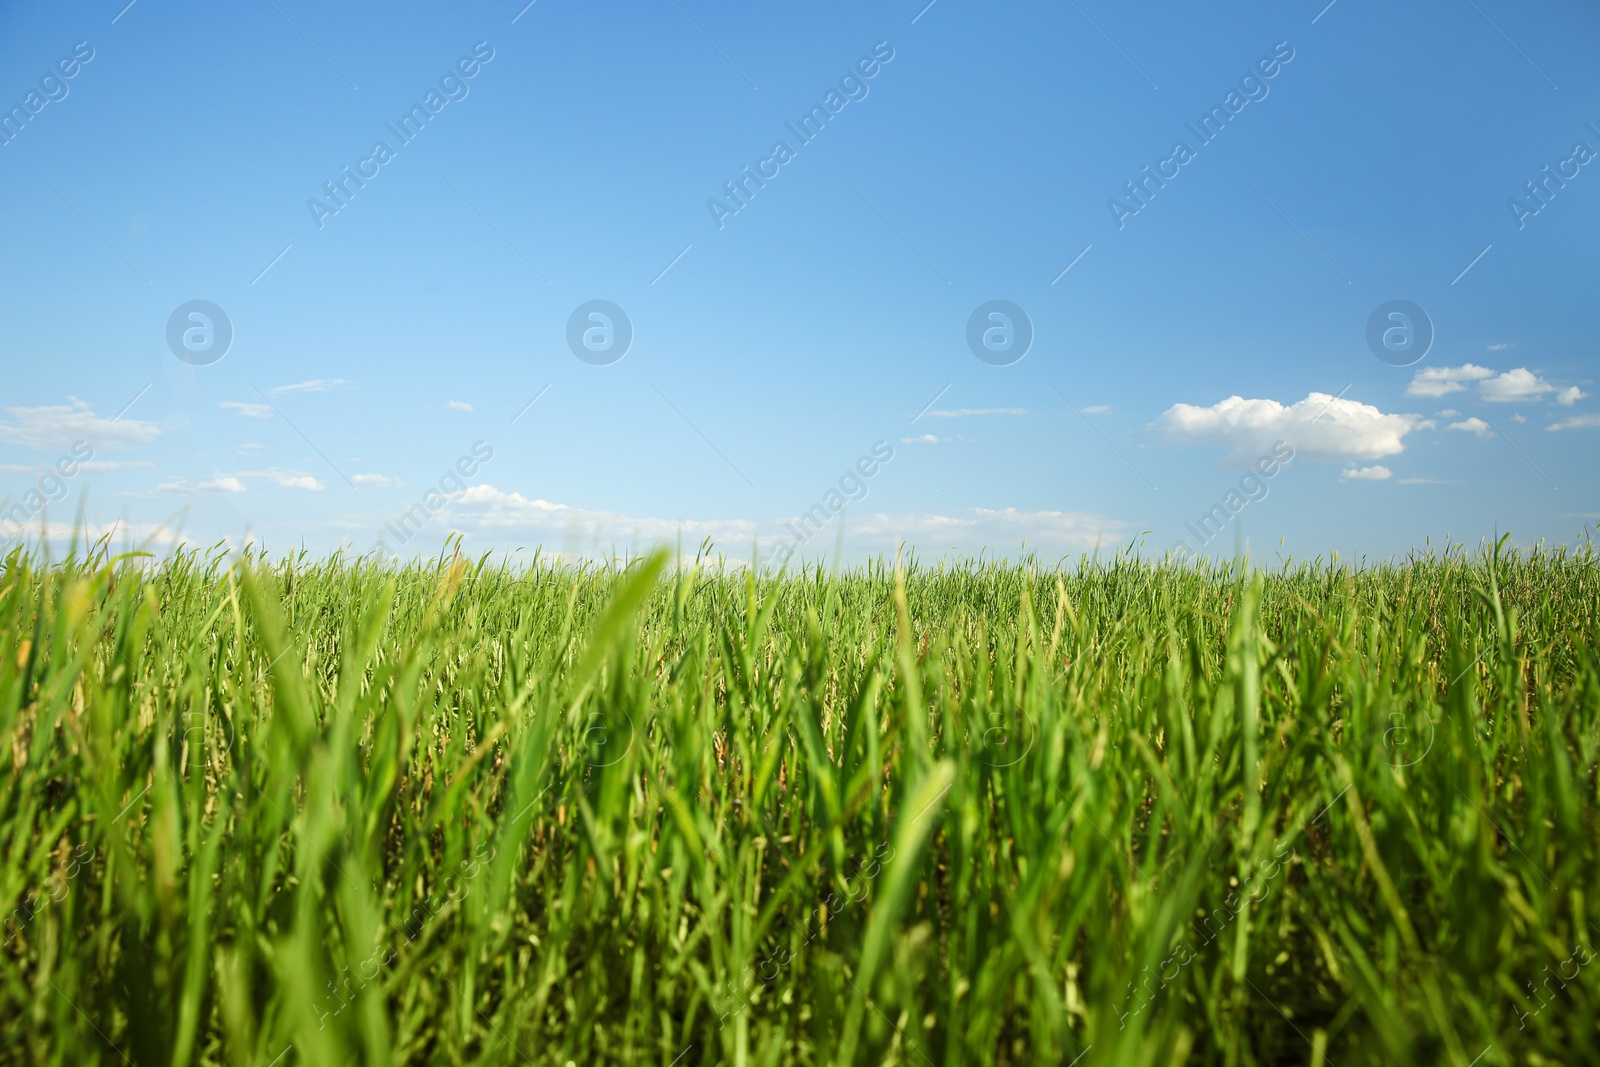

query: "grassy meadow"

left=2, top=537, right=1598, bottom=1065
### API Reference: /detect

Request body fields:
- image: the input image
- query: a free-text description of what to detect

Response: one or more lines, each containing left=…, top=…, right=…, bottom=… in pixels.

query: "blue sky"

left=2, top=0, right=1596, bottom=566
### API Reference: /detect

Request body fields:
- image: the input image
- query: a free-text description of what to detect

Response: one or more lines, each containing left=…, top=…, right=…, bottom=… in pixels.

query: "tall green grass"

left=2, top=537, right=1597, bottom=1065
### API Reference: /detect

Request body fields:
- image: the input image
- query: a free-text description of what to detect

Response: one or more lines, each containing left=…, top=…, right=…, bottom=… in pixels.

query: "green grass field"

left=2, top=538, right=1598, bottom=1065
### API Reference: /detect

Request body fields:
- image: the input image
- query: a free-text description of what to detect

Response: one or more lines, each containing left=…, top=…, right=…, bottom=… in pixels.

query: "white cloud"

left=1437, top=409, right=1461, bottom=418
left=1487, top=343, right=1512, bottom=351
left=1511, top=413, right=1527, bottom=424
left=220, top=401, right=274, bottom=419
left=1341, top=465, right=1392, bottom=481
left=1480, top=368, right=1557, bottom=403
left=395, top=484, right=1125, bottom=563
left=1406, top=364, right=1495, bottom=398
left=923, top=408, right=1025, bottom=417
left=1147, top=392, right=1425, bottom=466
left=1447, top=417, right=1494, bottom=439
left=1, top=459, right=153, bottom=474
left=1548, top=413, right=1600, bottom=432
left=158, top=475, right=247, bottom=495
left=237, top=468, right=324, bottom=491
left=172, top=468, right=323, bottom=492
left=3, top=519, right=190, bottom=548
left=902, top=434, right=943, bottom=444
left=0, top=399, right=160, bottom=451
left=444, top=485, right=757, bottom=546
left=847, top=507, right=1127, bottom=555
left=1080, top=404, right=1111, bottom=414
left=447, top=401, right=473, bottom=413
left=352, top=473, right=406, bottom=488
left=270, top=379, right=348, bottom=396
left=1411, top=365, right=1582, bottom=405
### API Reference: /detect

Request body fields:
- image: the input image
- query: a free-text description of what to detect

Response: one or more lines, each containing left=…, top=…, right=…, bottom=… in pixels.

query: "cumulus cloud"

left=1409, top=364, right=1583, bottom=405
left=1147, top=392, right=1426, bottom=466
left=1447, top=417, right=1494, bottom=439
left=1406, top=364, right=1495, bottom=398
left=1548, top=413, right=1600, bottom=432
left=1480, top=368, right=1557, bottom=403
left=220, top=401, right=274, bottom=419
left=352, top=473, right=406, bottom=488
left=0, top=398, right=160, bottom=451
left=1341, top=465, right=1392, bottom=481
left=270, top=379, right=348, bottom=396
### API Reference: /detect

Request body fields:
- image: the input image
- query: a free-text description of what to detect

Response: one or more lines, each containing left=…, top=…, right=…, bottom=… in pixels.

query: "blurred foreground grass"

left=2, top=538, right=1598, bottom=1065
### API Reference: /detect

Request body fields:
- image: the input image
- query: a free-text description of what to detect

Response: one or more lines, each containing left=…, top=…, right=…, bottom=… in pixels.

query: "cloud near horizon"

left=368, top=484, right=1125, bottom=562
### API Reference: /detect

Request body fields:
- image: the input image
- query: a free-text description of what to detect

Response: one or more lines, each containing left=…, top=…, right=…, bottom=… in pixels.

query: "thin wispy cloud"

left=352, top=473, right=406, bottom=488
left=1548, top=413, right=1600, bottom=432
left=220, top=401, right=274, bottom=419
left=270, top=378, right=349, bottom=396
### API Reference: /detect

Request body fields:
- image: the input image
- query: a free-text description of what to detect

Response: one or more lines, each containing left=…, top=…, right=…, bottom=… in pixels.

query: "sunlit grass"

left=2, top=536, right=1597, bottom=1065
